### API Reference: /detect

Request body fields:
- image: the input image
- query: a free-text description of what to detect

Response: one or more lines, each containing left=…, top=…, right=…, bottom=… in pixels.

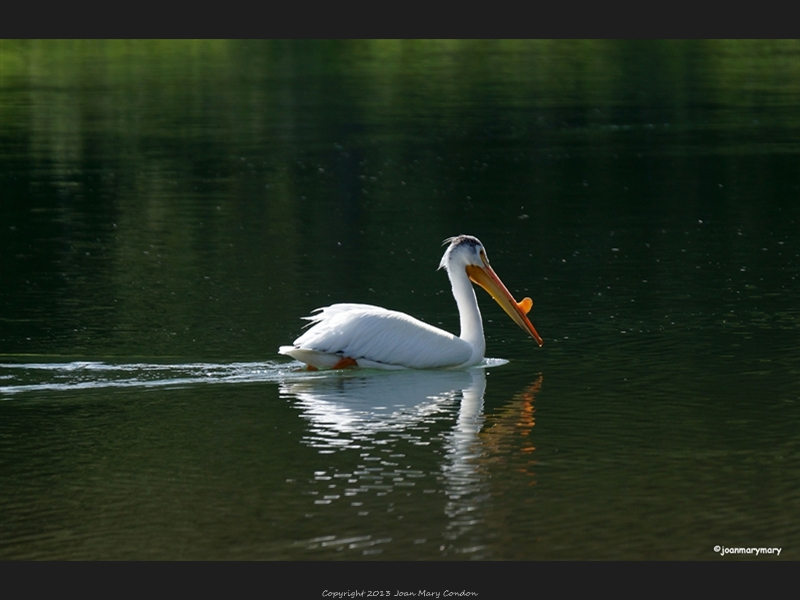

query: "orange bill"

left=466, top=263, right=544, bottom=347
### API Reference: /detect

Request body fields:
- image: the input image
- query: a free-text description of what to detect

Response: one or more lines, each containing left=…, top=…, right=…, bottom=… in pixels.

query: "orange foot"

left=332, top=357, right=358, bottom=369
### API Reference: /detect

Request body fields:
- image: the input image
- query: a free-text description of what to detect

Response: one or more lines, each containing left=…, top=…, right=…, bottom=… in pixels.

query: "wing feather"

left=284, top=304, right=472, bottom=369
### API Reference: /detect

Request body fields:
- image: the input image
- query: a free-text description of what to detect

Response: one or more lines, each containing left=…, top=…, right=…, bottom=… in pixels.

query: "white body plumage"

left=279, top=235, right=542, bottom=370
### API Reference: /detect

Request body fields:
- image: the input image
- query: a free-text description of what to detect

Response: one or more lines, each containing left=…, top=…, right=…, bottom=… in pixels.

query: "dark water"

left=1, top=40, right=798, bottom=561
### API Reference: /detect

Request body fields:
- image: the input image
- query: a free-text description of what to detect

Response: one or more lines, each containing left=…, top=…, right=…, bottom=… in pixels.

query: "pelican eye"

left=479, top=249, right=489, bottom=265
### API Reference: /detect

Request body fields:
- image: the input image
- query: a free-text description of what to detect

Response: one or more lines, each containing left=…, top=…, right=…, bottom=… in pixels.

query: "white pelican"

left=279, top=235, right=543, bottom=370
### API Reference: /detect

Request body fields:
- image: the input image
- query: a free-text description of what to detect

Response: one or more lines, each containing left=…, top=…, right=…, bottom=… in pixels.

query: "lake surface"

left=1, top=40, right=798, bottom=561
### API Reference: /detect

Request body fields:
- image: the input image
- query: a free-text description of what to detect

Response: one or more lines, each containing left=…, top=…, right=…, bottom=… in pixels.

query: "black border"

left=2, top=561, right=795, bottom=596
left=1, top=1, right=797, bottom=39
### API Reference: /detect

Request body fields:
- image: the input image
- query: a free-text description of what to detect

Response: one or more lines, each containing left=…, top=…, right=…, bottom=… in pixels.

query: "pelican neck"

left=449, top=266, right=485, bottom=357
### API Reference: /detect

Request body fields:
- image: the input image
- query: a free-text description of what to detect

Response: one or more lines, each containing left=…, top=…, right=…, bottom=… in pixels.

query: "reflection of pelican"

left=279, top=369, right=478, bottom=441
left=279, top=235, right=543, bottom=370
left=282, top=366, right=544, bottom=558
left=442, top=369, right=489, bottom=553
left=443, top=374, right=543, bottom=557
left=481, top=376, right=542, bottom=457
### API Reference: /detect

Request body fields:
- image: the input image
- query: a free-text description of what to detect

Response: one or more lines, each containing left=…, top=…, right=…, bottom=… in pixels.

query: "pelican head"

left=440, top=235, right=543, bottom=347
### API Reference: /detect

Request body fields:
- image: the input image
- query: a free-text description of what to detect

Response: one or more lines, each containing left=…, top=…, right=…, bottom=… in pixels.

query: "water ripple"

left=0, top=358, right=508, bottom=397
left=0, top=360, right=296, bottom=396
